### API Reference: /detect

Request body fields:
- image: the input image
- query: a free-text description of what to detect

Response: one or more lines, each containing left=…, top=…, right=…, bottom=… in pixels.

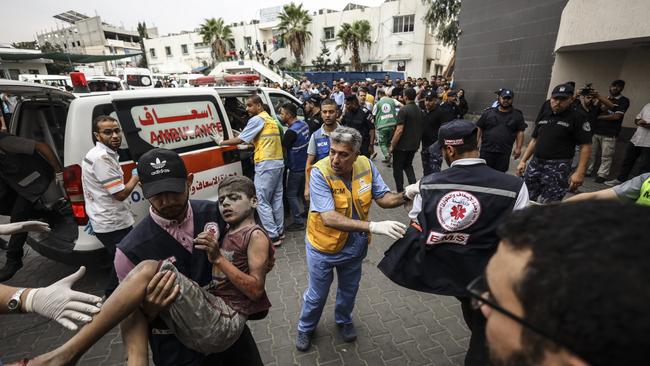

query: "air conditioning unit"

left=397, top=41, right=403, bottom=46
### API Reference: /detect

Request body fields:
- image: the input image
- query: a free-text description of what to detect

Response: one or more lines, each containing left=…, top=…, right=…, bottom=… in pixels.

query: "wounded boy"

left=17, top=176, right=273, bottom=366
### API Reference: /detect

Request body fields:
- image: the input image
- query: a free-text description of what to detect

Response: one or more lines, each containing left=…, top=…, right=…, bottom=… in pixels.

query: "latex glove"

left=131, top=167, right=138, bottom=176
left=25, top=266, right=103, bottom=331
left=212, top=132, right=224, bottom=146
left=369, top=221, right=407, bottom=240
left=404, top=182, right=420, bottom=200
left=0, top=221, right=50, bottom=235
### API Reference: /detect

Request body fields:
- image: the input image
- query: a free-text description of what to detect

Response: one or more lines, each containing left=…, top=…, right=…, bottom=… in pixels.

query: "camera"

left=579, top=83, right=594, bottom=96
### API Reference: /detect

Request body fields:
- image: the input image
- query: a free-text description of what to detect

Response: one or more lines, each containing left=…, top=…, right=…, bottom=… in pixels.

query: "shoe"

left=286, top=222, right=305, bottom=232
left=0, top=260, right=23, bottom=282
left=338, top=323, right=357, bottom=342
left=604, top=179, right=621, bottom=186
left=295, top=331, right=312, bottom=352
left=271, top=237, right=283, bottom=247
left=279, top=232, right=285, bottom=240
left=594, top=176, right=606, bottom=183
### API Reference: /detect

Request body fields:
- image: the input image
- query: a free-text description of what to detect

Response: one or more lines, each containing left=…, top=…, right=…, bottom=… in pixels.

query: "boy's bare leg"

left=121, top=310, right=149, bottom=366
left=26, top=260, right=166, bottom=366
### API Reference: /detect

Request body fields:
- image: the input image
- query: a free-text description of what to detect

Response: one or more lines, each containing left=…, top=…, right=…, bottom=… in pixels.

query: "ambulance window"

left=92, top=104, right=132, bottom=162
left=268, top=93, right=304, bottom=119
left=221, top=96, right=249, bottom=132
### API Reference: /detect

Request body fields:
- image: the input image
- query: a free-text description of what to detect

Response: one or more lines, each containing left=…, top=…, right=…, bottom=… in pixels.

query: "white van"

left=0, top=79, right=305, bottom=265
left=114, top=67, right=154, bottom=90
left=87, top=75, right=123, bottom=92
left=18, top=74, right=72, bottom=91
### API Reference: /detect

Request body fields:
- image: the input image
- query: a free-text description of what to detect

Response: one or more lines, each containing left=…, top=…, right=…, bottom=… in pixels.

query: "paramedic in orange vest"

left=295, top=126, right=408, bottom=352
left=217, top=95, right=285, bottom=246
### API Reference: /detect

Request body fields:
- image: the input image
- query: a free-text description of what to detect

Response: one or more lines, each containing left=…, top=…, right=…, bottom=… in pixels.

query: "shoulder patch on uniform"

left=582, top=122, right=591, bottom=132
left=436, top=191, right=482, bottom=231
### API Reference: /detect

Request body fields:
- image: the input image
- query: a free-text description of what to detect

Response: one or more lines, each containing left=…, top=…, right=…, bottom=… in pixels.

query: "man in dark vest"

left=113, top=148, right=263, bottom=366
left=379, top=120, right=529, bottom=366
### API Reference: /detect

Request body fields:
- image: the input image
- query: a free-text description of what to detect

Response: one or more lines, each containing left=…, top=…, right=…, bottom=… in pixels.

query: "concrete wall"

left=145, top=32, right=212, bottom=73
left=453, top=0, right=568, bottom=120
left=548, top=48, right=650, bottom=128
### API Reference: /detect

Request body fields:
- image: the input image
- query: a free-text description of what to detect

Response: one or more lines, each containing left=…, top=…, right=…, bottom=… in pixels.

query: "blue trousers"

left=298, top=237, right=368, bottom=333
left=286, top=170, right=306, bottom=225
left=254, top=167, right=284, bottom=238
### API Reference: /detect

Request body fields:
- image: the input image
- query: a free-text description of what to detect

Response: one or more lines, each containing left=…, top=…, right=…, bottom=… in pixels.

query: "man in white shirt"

left=81, top=115, right=139, bottom=297
left=605, top=102, right=650, bottom=185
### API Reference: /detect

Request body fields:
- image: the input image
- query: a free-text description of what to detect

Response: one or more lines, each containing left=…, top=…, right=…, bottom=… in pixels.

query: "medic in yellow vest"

left=565, top=172, right=650, bottom=206
left=296, top=126, right=408, bottom=352
left=217, top=95, right=286, bottom=245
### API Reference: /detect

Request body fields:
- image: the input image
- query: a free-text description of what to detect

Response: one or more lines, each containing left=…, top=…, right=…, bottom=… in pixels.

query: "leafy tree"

left=277, top=2, right=312, bottom=64
left=137, top=21, right=149, bottom=68
left=199, top=18, right=233, bottom=64
left=38, top=42, right=74, bottom=75
left=311, top=42, right=332, bottom=71
left=336, top=20, right=371, bottom=72
left=11, top=41, right=37, bottom=50
left=422, top=0, right=461, bottom=49
left=332, top=55, right=344, bottom=71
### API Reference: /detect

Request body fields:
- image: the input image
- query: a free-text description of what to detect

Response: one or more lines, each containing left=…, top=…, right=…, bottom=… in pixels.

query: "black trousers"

left=392, top=150, right=417, bottom=192
left=481, top=151, right=510, bottom=173
left=96, top=226, right=132, bottom=298
left=4, top=194, right=36, bottom=264
left=203, top=324, right=264, bottom=366
left=457, top=296, right=489, bottom=366
left=617, top=142, right=650, bottom=181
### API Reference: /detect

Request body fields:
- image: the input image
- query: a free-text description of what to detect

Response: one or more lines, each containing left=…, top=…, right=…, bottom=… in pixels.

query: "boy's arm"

left=214, top=230, right=269, bottom=301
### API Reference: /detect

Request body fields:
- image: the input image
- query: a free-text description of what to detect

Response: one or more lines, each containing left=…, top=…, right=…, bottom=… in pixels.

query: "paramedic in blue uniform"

left=113, top=148, right=263, bottom=366
left=304, top=98, right=340, bottom=202
left=379, top=120, right=529, bottom=366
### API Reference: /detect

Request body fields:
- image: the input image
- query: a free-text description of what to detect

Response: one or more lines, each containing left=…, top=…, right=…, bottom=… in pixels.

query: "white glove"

left=369, top=221, right=407, bottom=240
left=404, top=182, right=420, bottom=200
left=25, top=266, right=103, bottom=331
left=212, top=132, right=224, bottom=146
left=0, top=221, right=51, bottom=235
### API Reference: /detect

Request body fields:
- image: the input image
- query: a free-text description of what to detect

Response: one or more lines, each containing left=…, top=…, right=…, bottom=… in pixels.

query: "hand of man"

left=304, top=187, right=310, bottom=203
left=569, top=171, right=584, bottom=192
left=516, top=161, right=527, bottom=177
left=211, top=132, right=224, bottom=146
left=369, top=221, right=407, bottom=240
left=142, top=269, right=180, bottom=320
left=24, top=266, right=103, bottom=331
left=194, top=231, right=221, bottom=263
left=0, top=221, right=50, bottom=235
left=512, top=149, right=522, bottom=160
left=389, top=145, right=394, bottom=154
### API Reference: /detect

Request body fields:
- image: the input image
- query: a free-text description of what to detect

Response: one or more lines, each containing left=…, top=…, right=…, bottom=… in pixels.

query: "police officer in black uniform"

left=517, top=84, right=592, bottom=203
left=439, top=90, right=461, bottom=120
left=476, top=89, right=527, bottom=172
left=341, top=94, right=375, bottom=157
left=379, top=120, right=529, bottom=365
left=420, top=90, right=452, bottom=176
left=304, top=94, right=323, bottom=133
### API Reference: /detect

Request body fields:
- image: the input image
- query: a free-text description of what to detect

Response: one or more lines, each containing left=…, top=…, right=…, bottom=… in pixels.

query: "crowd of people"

left=1, top=71, right=649, bottom=366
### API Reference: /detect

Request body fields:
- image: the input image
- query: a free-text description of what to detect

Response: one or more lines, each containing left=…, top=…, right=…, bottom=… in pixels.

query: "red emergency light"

left=70, top=72, right=90, bottom=93
left=224, top=74, right=260, bottom=85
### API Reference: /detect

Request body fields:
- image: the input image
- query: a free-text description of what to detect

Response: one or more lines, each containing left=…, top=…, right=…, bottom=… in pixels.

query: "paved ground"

left=0, top=151, right=606, bottom=365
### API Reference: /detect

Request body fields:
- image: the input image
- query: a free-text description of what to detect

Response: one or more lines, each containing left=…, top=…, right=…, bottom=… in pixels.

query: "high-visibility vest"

left=252, top=111, right=283, bottom=164
left=636, top=176, right=650, bottom=206
left=307, top=156, right=374, bottom=253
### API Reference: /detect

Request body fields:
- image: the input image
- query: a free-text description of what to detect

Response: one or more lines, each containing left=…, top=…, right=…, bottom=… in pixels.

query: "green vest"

left=636, top=176, right=650, bottom=206
left=375, top=97, right=397, bottom=130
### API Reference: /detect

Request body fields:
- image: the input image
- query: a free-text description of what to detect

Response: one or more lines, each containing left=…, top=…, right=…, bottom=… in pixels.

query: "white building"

left=36, top=10, right=158, bottom=73
left=0, top=45, right=51, bottom=79
left=145, top=0, right=453, bottom=78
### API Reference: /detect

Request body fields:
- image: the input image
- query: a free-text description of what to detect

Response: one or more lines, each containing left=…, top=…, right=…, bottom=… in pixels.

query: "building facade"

left=0, top=45, right=51, bottom=79
left=144, top=0, right=453, bottom=78
left=36, top=11, right=156, bottom=73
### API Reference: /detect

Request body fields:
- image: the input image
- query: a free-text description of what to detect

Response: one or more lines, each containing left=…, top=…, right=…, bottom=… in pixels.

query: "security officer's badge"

left=358, top=178, right=372, bottom=194
left=583, top=122, right=591, bottom=132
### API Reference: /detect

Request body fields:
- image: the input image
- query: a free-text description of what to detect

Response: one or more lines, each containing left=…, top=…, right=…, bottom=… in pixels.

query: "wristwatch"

left=7, top=288, right=27, bottom=313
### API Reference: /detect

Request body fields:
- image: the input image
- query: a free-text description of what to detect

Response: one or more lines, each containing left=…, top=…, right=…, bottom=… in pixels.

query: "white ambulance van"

left=0, top=79, right=305, bottom=265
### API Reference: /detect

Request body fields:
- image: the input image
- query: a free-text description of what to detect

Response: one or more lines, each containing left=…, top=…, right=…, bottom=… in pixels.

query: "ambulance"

left=114, top=67, right=154, bottom=90
left=0, top=76, right=305, bottom=265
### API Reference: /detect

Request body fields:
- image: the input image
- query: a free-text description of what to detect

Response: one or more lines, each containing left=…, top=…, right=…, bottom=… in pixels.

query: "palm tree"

left=199, top=18, right=233, bottom=64
left=336, top=20, right=372, bottom=72
left=277, top=3, right=312, bottom=65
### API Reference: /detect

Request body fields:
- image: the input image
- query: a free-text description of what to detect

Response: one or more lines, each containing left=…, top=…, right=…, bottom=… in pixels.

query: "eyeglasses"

left=466, top=275, right=555, bottom=341
left=99, top=128, right=122, bottom=136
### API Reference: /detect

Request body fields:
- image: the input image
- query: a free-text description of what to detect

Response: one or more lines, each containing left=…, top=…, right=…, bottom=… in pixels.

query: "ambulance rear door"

left=110, top=88, right=243, bottom=205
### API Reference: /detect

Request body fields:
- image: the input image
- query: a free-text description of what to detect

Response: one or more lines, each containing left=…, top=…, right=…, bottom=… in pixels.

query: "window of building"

left=393, top=14, right=415, bottom=33
left=244, top=37, right=252, bottom=47
left=77, top=41, right=81, bottom=47
left=63, top=43, right=67, bottom=49
left=165, top=46, right=172, bottom=56
left=323, top=27, right=335, bottom=40
left=181, top=44, right=189, bottom=55
left=150, top=48, right=156, bottom=58
left=436, top=48, right=441, bottom=60
left=194, top=42, right=208, bottom=48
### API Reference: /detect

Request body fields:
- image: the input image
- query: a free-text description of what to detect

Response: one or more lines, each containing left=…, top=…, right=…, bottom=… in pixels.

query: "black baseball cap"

left=499, top=89, right=514, bottom=98
left=137, top=148, right=188, bottom=198
left=306, top=94, right=321, bottom=105
left=423, top=90, right=436, bottom=99
left=438, top=120, right=477, bottom=147
left=551, top=84, right=574, bottom=98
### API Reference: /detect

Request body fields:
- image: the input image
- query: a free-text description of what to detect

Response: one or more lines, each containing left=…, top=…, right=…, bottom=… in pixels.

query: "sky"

left=1, top=0, right=384, bottom=44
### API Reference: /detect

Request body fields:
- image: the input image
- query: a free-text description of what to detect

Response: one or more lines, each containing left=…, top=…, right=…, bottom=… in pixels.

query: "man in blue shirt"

left=296, top=126, right=408, bottom=351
